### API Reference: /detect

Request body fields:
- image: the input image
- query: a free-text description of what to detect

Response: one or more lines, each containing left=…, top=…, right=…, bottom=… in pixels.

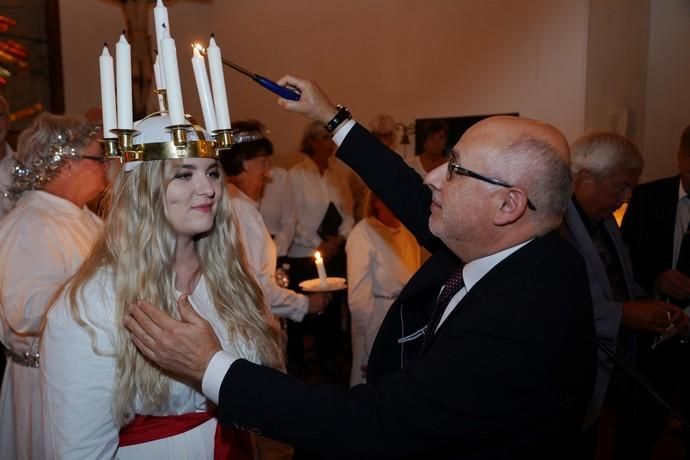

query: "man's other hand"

left=655, top=269, right=690, bottom=301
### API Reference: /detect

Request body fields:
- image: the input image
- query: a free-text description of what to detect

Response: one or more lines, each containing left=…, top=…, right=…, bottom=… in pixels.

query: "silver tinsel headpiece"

left=4, top=126, right=100, bottom=201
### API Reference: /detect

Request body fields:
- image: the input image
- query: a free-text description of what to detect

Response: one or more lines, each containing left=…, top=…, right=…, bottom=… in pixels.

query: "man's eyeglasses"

left=446, top=153, right=536, bottom=211
left=79, top=155, right=107, bottom=164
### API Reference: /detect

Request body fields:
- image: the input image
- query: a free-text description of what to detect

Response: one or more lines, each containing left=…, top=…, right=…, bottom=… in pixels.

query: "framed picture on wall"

left=0, top=0, right=64, bottom=145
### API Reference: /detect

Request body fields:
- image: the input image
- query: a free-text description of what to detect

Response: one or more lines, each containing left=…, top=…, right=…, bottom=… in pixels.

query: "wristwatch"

left=324, top=105, right=352, bottom=134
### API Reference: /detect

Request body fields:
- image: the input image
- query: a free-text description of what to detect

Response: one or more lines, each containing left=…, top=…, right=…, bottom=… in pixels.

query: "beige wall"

left=583, top=0, right=650, bottom=149
left=642, top=0, right=690, bottom=182
left=60, top=0, right=589, bottom=167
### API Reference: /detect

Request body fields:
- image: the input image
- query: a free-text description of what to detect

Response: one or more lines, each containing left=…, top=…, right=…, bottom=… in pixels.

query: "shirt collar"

left=462, top=239, right=533, bottom=293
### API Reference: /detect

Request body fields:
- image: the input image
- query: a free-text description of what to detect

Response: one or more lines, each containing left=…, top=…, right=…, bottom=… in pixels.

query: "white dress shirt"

left=0, top=190, right=103, bottom=460
left=230, top=184, right=309, bottom=322
left=41, top=272, right=260, bottom=459
left=259, top=167, right=297, bottom=257
left=287, top=156, right=354, bottom=258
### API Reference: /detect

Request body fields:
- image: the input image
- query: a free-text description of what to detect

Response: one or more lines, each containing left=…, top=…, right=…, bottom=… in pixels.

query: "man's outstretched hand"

left=276, top=75, right=339, bottom=123
left=124, top=295, right=222, bottom=386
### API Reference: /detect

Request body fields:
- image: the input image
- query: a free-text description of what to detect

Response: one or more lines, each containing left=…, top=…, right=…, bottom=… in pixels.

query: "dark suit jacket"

left=620, top=175, right=680, bottom=294
left=217, top=124, right=596, bottom=459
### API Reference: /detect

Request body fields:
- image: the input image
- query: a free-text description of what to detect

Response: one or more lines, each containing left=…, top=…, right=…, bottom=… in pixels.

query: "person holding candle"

left=285, top=120, right=354, bottom=381
left=220, top=121, right=330, bottom=323
left=40, top=115, right=282, bottom=459
left=124, top=77, right=596, bottom=459
left=0, top=114, right=106, bottom=460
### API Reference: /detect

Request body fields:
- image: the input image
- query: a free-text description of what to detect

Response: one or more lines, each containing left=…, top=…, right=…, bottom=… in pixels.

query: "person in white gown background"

left=0, top=113, right=107, bottom=460
left=259, top=166, right=296, bottom=261
left=40, top=115, right=283, bottom=459
left=345, top=193, right=420, bottom=386
left=221, top=122, right=330, bottom=324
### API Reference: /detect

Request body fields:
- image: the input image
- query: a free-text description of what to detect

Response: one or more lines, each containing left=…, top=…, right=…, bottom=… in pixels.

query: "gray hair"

left=369, top=114, right=396, bottom=135
left=491, top=137, right=573, bottom=229
left=10, top=113, right=99, bottom=197
left=300, top=120, right=328, bottom=156
left=570, top=132, right=643, bottom=177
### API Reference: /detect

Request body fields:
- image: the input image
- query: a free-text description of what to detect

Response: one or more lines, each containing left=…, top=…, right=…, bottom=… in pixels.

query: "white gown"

left=230, top=184, right=308, bottom=322
left=41, top=270, right=260, bottom=459
left=259, top=168, right=296, bottom=258
left=345, top=217, right=420, bottom=386
left=0, top=190, right=103, bottom=460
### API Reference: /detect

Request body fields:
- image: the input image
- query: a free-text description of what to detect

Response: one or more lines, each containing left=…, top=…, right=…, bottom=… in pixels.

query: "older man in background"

left=621, top=124, right=690, bottom=459
left=562, top=132, right=688, bottom=458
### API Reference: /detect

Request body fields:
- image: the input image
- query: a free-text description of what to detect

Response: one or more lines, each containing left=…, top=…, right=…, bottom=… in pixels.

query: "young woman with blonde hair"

left=40, top=116, right=283, bottom=459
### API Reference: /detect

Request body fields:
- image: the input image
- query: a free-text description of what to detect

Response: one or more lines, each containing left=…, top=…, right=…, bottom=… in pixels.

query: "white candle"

left=191, top=46, right=217, bottom=132
left=153, top=0, right=169, bottom=77
left=160, top=29, right=186, bottom=126
left=153, top=53, right=166, bottom=112
left=206, top=35, right=231, bottom=130
left=314, top=251, right=328, bottom=287
left=115, top=32, right=133, bottom=129
left=99, top=44, right=117, bottom=137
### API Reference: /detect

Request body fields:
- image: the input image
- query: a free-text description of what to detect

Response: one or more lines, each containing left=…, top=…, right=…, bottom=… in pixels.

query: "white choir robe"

left=0, top=190, right=103, bottom=460
left=41, top=271, right=260, bottom=459
left=230, top=184, right=309, bottom=322
left=287, top=156, right=354, bottom=258
left=345, top=217, right=420, bottom=386
left=259, top=167, right=296, bottom=258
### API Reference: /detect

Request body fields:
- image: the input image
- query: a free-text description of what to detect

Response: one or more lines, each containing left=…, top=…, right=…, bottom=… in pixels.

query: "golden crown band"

left=122, top=139, right=218, bottom=162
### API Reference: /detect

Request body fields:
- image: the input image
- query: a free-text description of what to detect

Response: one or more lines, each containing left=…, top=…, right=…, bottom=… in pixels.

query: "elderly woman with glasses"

left=0, top=113, right=107, bottom=460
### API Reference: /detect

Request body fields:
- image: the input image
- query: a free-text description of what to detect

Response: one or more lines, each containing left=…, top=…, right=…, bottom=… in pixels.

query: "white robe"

left=41, top=271, right=260, bottom=459
left=258, top=167, right=296, bottom=258
left=0, top=190, right=103, bottom=460
left=231, top=184, right=308, bottom=322
left=287, top=157, right=354, bottom=258
left=345, top=217, right=420, bottom=386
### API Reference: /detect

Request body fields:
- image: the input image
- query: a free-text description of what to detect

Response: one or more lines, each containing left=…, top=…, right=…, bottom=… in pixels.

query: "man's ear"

left=493, top=188, right=528, bottom=226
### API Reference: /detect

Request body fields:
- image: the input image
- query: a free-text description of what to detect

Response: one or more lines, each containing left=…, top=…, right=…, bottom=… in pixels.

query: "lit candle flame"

left=314, top=251, right=322, bottom=262
left=191, top=43, right=206, bottom=54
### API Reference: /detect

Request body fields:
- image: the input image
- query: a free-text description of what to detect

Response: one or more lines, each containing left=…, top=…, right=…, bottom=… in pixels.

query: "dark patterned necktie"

left=676, top=218, right=690, bottom=276
left=422, top=266, right=465, bottom=350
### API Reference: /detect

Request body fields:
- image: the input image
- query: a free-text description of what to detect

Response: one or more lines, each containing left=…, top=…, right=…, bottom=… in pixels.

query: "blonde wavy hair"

left=64, top=158, right=283, bottom=426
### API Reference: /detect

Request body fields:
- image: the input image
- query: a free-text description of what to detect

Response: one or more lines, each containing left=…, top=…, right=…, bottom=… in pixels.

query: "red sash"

left=119, top=411, right=253, bottom=460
